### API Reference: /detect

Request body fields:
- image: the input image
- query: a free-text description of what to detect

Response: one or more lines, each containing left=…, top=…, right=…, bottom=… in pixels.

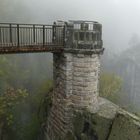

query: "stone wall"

left=46, top=51, right=101, bottom=140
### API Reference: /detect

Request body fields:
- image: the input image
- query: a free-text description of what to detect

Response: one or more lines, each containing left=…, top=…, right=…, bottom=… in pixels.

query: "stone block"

left=108, top=110, right=140, bottom=140
left=76, top=54, right=85, bottom=58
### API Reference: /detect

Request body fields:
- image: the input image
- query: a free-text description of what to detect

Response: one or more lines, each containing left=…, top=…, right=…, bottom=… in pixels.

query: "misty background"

left=1, top=0, right=140, bottom=139
left=1, top=0, right=140, bottom=52
left=1, top=0, right=140, bottom=112
left=2, top=0, right=140, bottom=105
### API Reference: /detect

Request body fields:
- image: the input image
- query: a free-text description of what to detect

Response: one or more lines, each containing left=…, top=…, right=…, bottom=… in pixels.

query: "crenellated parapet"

left=55, top=20, right=104, bottom=53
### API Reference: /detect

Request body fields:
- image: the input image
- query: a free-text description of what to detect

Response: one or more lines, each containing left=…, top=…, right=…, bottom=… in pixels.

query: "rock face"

left=45, top=96, right=140, bottom=140
left=66, top=98, right=118, bottom=140
left=64, top=98, right=140, bottom=140
left=108, top=110, right=140, bottom=140
left=97, top=98, right=140, bottom=140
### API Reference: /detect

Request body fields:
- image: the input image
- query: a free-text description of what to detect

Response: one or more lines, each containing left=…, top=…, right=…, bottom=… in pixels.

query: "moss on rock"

left=64, top=131, right=76, bottom=140
left=45, top=97, right=140, bottom=140
left=70, top=109, right=113, bottom=140
left=108, top=110, right=140, bottom=140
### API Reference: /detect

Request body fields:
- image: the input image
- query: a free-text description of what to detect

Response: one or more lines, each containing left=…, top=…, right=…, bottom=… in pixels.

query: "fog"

left=1, top=0, right=140, bottom=52
left=1, top=0, right=140, bottom=111
left=1, top=0, right=140, bottom=139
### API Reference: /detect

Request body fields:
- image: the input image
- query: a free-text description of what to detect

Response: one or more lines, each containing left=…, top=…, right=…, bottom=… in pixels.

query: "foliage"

left=0, top=54, right=52, bottom=140
left=99, top=73, right=122, bottom=102
left=0, top=87, right=28, bottom=125
left=0, top=87, right=28, bottom=139
left=36, top=80, right=53, bottom=139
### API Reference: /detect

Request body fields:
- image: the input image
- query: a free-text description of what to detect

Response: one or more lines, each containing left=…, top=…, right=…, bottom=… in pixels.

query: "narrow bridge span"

left=0, top=23, right=65, bottom=54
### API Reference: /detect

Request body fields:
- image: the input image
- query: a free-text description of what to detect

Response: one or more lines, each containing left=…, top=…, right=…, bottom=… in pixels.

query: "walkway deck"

left=0, top=23, right=65, bottom=54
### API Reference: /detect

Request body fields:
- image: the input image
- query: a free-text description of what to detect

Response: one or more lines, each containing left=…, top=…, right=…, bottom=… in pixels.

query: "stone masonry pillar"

left=46, top=21, right=104, bottom=140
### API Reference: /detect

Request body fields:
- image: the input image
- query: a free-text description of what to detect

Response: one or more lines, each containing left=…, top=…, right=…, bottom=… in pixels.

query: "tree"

left=99, top=73, right=122, bottom=102
left=0, top=87, right=28, bottom=140
left=129, top=33, right=140, bottom=47
left=0, top=54, right=53, bottom=140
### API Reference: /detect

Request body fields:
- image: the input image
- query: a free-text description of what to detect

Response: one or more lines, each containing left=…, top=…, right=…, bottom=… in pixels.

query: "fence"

left=0, top=23, right=65, bottom=47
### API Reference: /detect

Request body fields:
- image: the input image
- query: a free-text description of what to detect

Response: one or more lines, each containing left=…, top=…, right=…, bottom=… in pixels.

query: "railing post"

left=63, top=25, right=66, bottom=46
left=9, top=24, right=12, bottom=44
left=43, top=25, right=45, bottom=46
left=0, top=27, right=1, bottom=44
left=17, top=24, right=20, bottom=47
left=33, top=25, right=35, bottom=43
left=52, top=22, right=56, bottom=44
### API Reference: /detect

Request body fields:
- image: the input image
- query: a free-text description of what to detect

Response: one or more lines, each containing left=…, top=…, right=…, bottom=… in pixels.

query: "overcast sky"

left=1, top=0, right=140, bottom=52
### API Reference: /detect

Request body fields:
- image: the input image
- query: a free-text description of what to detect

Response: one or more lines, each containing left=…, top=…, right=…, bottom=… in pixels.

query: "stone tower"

left=46, top=20, right=104, bottom=140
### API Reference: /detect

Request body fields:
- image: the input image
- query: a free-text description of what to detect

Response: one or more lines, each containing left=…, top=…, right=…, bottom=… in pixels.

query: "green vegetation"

left=0, top=88, right=28, bottom=140
left=99, top=73, right=122, bottom=102
left=0, top=54, right=53, bottom=140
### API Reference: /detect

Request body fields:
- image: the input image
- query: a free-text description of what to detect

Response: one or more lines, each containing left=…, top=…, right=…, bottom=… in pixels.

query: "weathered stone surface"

left=108, top=110, right=140, bottom=140
left=63, top=98, right=140, bottom=140
left=66, top=98, right=118, bottom=140
left=91, top=98, right=119, bottom=140
left=92, top=98, right=140, bottom=140
left=98, top=98, right=119, bottom=119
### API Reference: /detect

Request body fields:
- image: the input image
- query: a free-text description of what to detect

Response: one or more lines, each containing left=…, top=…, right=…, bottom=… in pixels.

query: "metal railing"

left=0, top=23, right=65, bottom=48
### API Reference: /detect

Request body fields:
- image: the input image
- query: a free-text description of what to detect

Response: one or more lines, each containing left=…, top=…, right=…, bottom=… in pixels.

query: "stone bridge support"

left=46, top=21, right=104, bottom=140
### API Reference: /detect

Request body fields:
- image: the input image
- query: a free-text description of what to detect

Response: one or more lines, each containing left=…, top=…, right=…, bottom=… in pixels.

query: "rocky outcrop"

left=63, top=98, right=140, bottom=140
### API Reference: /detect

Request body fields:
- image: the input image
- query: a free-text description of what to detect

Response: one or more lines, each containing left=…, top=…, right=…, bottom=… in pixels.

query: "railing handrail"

left=0, top=23, right=65, bottom=49
left=0, top=23, right=64, bottom=27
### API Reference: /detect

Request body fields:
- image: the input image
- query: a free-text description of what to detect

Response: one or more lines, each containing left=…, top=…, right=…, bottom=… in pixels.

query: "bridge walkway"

left=0, top=23, right=65, bottom=54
